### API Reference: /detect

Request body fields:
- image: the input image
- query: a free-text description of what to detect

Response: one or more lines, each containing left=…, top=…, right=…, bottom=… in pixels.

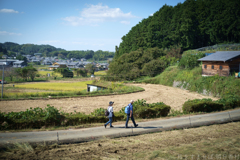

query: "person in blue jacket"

left=125, top=100, right=138, bottom=128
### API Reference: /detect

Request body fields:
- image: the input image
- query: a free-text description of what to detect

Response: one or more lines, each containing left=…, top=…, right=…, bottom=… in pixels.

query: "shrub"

left=182, top=99, right=224, bottom=113
left=1, top=105, right=63, bottom=129
left=120, top=99, right=171, bottom=119
left=216, top=94, right=240, bottom=110
left=91, top=108, right=105, bottom=116
left=178, top=52, right=205, bottom=69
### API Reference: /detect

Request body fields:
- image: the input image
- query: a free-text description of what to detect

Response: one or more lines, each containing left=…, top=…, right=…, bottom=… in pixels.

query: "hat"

left=130, top=100, right=134, bottom=103
left=109, top=101, right=114, bottom=105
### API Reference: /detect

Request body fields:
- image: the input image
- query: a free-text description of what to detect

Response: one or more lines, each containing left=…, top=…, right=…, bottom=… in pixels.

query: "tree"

left=141, top=59, right=166, bottom=77
left=54, top=68, right=73, bottom=78
left=4, top=68, right=17, bottom=81
left=85, top=64, right=95, bottom=75
left=15, top=66, right=38, bottom=81
left=115, top=0, right=240, bottom=58
left=26, top=66, right=38, bottom=81
left=79, top=69, right=88, bottom=77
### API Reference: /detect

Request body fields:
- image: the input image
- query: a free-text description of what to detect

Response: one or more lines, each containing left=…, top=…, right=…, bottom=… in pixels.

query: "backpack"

left=124, top=105, right=130, bottom=114
left=105, top=109, right=109, bottom=116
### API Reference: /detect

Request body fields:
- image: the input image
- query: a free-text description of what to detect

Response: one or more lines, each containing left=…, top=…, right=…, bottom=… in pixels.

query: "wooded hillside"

left=115, top=0, right=240, bottom=58
left=0, top=42, right=114, bottom=60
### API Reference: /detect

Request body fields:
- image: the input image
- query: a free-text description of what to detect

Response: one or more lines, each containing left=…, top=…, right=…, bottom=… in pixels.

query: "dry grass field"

left=0, top=83, right=218, bottom=114
left=1, top=122, right=239, bottom=159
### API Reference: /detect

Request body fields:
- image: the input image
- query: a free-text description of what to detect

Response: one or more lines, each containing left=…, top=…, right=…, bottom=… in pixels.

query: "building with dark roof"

left=198, top=51, right=240, bottom=76
left=67, top=62, right=79, bottom=69
left=13, top=61, right=27, bottom=68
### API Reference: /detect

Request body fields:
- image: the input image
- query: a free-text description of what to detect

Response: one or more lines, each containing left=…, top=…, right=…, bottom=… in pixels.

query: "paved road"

left=0, top=109, right=240, bottom=148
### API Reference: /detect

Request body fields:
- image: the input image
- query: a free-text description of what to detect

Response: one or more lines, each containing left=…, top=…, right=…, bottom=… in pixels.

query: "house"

left=32, top=60, right=40, bottom=65
left=2, top=55, right=7, bottom=59
left=77, top=63, right=85, bottom=68
left=87, top=84, right=107, bottom=92
left=49, top=62, right=67, bottom=70
left=67, top=62, right=79, bottom=69
left=48, top=65, right=59, bottom=70
left=42, top=60, right=52, bottom=65
left=0, top=59, right=18, bottom=67
left=81, top=58, right=87, bottom=62
left=198, top=51, right=240, bottom=77
left=70, top=58, right=76, bottom=61
left=22, top=55, right=32, bottom=60
left=34, top=53, right=42, bottom=58
left=13, top=61, right=27, bottom=68
left=97, top=63, right=109, bottom=70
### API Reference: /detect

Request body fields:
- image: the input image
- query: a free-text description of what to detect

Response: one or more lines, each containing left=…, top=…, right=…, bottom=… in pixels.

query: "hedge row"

left=0, top=100, right=171, bottom=130
left=182, top=96, right=240, bottom=113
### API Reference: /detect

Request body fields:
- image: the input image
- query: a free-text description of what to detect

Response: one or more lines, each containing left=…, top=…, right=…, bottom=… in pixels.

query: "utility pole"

left=1, top=64, right=4, bottom=99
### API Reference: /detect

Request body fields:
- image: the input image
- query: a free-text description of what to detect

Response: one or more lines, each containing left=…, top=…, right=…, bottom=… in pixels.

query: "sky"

left=0, top=0, right=185, bottom=52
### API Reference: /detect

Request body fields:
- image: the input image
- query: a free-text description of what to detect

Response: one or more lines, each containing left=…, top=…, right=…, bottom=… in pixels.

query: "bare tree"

left=4, top=67, right=17, bottom=82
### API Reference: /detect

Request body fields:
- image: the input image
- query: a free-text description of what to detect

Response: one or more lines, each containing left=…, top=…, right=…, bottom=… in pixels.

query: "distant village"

left=0, top=53, right=111, bottom=71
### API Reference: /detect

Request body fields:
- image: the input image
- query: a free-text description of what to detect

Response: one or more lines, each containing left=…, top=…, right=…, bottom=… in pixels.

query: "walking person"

left=125, top=100, right=138, bottom=128
left=104, top=101, right=114, bottom=128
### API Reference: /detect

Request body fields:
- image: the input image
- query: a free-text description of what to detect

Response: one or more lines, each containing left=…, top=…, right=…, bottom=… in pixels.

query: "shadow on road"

left=109, top=126, right=163, bottom=129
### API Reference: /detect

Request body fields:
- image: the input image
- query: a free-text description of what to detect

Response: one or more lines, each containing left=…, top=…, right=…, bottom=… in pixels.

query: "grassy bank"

left=141, top=65, right=240, bottom=98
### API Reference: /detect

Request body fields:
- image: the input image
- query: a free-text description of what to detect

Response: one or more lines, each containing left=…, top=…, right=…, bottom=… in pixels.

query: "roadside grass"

left=1, top=121, right=239, bottom=159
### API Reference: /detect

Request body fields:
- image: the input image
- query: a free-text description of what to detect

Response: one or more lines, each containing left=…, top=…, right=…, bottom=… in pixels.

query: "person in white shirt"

left=104, top=101, right=114, bottom=128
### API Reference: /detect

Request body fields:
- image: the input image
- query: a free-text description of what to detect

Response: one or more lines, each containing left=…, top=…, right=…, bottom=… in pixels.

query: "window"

left=219, top=66, right=222, bottom=70
left=204, top=65, right=207, bottom=69
left=212, top=65, right=214, bottom=69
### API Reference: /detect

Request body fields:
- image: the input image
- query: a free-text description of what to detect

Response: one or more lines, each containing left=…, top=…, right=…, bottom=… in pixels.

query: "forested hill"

left=115, top=0, right=240, bottom=58
left=0, top=42, right=64, bottom=55
left=0, top=42, right=115, bottom=60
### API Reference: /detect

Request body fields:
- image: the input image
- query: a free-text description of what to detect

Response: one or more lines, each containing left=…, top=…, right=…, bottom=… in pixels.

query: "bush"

left=216, top=94, right=240, bottom=110
left=120, top=99, right=171, bottom=119
left=178, top=52, right=205, bottom=69
left=182, top=99, right=224, bottom=113
left=90, top=108, right=106, bottom=116
left=1, top=105, right=64, bottom=129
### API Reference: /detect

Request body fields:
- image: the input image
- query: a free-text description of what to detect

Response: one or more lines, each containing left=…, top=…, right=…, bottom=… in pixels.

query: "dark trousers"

left=125, top=114, right=137, bottom=127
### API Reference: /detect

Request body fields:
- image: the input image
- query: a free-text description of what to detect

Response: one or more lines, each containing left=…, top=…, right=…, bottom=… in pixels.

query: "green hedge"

left=1, top=105, right=64, bottom=129
left=0, top=99, right=171, bottom=130
left=119, top=99, right=171, bottom=119
left=216, top=94, right=240, bottom=110
left=182, top=97, right=240, bottom=113
left=182, top=99, right=223, bottom=113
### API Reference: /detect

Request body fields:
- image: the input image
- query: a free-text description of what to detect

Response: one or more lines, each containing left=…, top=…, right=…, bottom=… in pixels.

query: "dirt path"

left=0, top=83, right=218, bottom=114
